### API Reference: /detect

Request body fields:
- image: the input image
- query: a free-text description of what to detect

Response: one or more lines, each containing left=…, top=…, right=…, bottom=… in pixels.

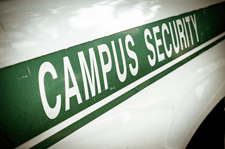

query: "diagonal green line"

left=31, top=35, right=225, bottom=149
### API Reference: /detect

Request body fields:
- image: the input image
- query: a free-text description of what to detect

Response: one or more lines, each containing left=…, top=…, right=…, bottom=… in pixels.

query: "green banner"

left=0, top=2, right=225, bottom=148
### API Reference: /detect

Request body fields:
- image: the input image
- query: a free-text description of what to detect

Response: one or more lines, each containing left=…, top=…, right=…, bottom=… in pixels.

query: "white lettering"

left=78, top=48, right=101, bottom=100
left=38, top=62, right=61, bottom=119
left=185, top=16, right=194, bottom=45
left=111, top=39, right=127, bottom=82
left=162, top=23, right=172, bottom=58
left=169, top=21, right=180, bottom=54
left=125, top=34, right=138, bottom=76
left=190, top=14, right=199, bottom=42
left=98, top=44, right=112, bottom=90
left=144, top=28, right=156, bottom=66
left=153, top=26, right=165, bottom=62
left=183, top=18, right=190, bottom=47
left=64, top=56, right=82, bottom=111
left=176, top=19, right=187, bottom=50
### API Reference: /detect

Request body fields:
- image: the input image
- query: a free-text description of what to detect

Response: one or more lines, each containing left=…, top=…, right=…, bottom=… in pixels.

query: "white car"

left=0, top=0, right=224, bottom=148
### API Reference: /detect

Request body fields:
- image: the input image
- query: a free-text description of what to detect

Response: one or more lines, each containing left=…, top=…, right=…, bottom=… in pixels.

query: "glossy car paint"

left=1, top=0, right=224, bottom=69
left=50, top=40, right=225, bottom=149
left=0, top=0, right=224, bottom=148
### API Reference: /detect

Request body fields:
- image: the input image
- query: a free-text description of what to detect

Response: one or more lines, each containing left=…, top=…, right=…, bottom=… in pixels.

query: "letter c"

left=38, top=62, right=61, bottom=119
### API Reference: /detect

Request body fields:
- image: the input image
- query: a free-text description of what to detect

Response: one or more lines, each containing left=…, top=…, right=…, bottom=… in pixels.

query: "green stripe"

left=0, top=2, right=224, bottom=148
left=31, top=35, right=225, bottom=149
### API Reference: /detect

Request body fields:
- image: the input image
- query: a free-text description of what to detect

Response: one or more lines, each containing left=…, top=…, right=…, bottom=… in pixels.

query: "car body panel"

left=49, top=39, right=225, bottom=149
left=0, top=0, right=224, bottom=149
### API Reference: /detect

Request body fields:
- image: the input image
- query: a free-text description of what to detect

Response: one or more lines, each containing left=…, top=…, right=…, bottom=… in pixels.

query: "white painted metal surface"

left=0, top=0, right=224, bottom=68
left=0, top=0, right=224, bottom=148
left=49, top=37, right=225, bottom=149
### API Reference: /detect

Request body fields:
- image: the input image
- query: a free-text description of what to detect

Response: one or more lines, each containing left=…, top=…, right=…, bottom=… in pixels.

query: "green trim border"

left=31, top=35, right=225, bottom=149
left=0, top=2, right=224, bottom=148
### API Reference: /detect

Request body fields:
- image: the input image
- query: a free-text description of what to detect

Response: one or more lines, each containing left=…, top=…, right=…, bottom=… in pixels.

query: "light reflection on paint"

left=165, top=58, right=225, bottom=149
left=0, top=0, right=160, bottom=68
